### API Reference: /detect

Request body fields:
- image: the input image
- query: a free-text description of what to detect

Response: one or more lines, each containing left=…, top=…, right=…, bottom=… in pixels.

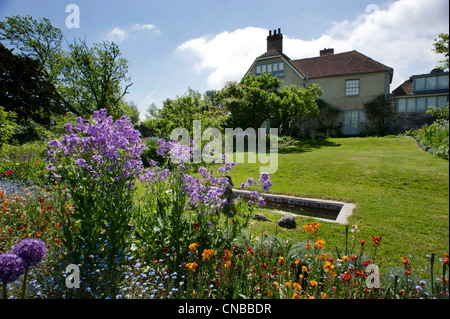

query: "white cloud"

left=106, top=27, right=128, bottom=43
left=176, top=27, right=267, bottom=89
left=176, top=0, right=449, bottom=90
left=132, top=23, right=160, bottom=34
left=106, top=23, right=160, bottom=43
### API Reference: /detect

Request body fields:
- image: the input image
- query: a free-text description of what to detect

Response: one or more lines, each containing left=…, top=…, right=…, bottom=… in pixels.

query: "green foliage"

left=0, top=141, right=49, bottom=185
left=405, top=104, right=449, bottom=160
left=142, top=88, right=227, bottom=138
left=0, top=14, right=64, bottom=80
left=433, top=33, right=449, bottom=71
left=219, top=74, right=322, bottom=134
left=219, top=74, right=281, bottom=131
left=311, top=99, right=342, bottom=136
left=60, top=39, right=133, bottom=119
left=0, top=106, right=19, bottom=148
left=361, top=94, right=393, bottom=136
left=0, top=15, right=134, bottom=120
left=0, top=43, right=67, bottom=125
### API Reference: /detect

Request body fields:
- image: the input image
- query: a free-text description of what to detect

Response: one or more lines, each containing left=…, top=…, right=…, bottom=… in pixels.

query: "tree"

left=141, top=89, right=227, bottom=138
left=433, top=33, right=449, bottom=71
left=0, top=15, right=64, bottom=81
left=0, top=15, right=133, bottom=119
left=218, top=74, right=281, bottom=131
left=218, top=74, right=322, bottom=134
left=60, top=39, right=133, bottom=119
left=0, top=106, right=19, bottom=148
left=0, top=43, right=67, bottom=125
left=277, top=84, right=322, bottom=136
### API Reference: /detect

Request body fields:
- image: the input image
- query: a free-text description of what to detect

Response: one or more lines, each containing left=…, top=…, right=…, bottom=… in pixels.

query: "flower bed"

left=0, top=110, right=448, bottom=299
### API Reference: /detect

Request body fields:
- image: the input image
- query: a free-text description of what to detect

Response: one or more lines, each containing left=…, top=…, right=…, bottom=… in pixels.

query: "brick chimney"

left=267, top=28, right=283, bottom=53
left=320, top=48, right=334, bottom=56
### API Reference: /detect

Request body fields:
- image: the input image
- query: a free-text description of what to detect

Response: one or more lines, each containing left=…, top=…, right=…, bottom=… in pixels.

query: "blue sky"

left=1, top=0, right=449, bottom=119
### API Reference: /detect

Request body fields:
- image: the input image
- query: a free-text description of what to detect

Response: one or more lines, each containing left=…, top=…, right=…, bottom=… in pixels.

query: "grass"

left=227, top=136, right=449, bottom=274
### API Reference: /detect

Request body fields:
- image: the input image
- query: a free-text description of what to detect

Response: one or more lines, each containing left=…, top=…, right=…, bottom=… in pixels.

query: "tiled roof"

left=392, top=78, right=412, bottom=96
left=290, top=50, right=393, bottom=79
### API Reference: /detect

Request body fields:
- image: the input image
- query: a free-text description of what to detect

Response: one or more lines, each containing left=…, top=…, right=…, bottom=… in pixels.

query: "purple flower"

left=11, top=239, right=47, bottom=268
left=0, top=253, right=25, bottom=284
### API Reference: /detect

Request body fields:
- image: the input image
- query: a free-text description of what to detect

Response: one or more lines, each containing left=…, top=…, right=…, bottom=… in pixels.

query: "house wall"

left=306, top=72, right=390, bottom=111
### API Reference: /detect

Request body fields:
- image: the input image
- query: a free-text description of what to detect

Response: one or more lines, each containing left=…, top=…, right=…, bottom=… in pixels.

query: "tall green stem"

left=21, top=267, right=29, bottom=299
left=2, top=281, right=7, bottom=299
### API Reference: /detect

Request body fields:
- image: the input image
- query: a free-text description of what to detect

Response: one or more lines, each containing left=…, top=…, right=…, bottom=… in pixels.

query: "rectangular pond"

left=232, top=189, right=355, bottom=224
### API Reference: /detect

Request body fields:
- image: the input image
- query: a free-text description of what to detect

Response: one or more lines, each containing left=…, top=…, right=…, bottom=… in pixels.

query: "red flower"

left=193, top=222, right=199, bottom=230
left=340, top=272, right=351, bottom=282
left=360, top=240, right=366, bottom=246
left=371, top=236, right=382, bottom=246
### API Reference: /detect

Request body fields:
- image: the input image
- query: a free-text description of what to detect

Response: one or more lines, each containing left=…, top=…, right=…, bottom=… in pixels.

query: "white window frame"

left=345, top=79, right=360, bottom=96
left=255, top=61, right=285, bottom=78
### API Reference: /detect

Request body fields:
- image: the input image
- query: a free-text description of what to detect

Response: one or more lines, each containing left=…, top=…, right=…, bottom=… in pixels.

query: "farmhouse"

left=245, top=28, right=394, bottom=136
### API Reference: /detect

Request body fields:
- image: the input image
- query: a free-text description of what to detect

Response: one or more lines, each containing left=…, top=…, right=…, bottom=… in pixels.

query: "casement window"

left=345, top=79, right=360, bottom=96
left=255, top=62, right=285, bottom=78
left=397, top=95, right=449, bottom=113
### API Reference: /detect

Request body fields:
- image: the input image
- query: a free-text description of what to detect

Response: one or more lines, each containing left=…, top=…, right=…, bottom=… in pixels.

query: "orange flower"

left=293, top=282, right=302, bottom=291
left=303, top=222, right=321, bottom=234
left=202, top=249, right=214, bottom=261
left=314, top=238, right=326, bottom=250
left=401, top=256, right=411, bottom=265
left=442, top=253, right=449, bottom=266
left=301, top=266, right=308, bottom=273
left=305, top=243, right=312, bottom=250
left=310, top=280, right=318, bottom=288
left=186, top=262, right=198, bottom=272
left=278, top=257, right=285, bottom=264
left=292, top=293, right=300, bottom=299
left=189, top=243, right=198, bottom=254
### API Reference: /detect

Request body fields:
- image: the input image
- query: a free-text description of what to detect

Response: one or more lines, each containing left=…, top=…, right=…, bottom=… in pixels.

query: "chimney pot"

left=320, top=48, right=334, bottom=56
left=267, top=28, right=283, bottom=53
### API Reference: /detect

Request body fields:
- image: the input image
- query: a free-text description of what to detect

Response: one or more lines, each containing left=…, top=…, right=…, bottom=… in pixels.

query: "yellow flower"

left=278, top=256, right=285, bottom=264
left=189, top=243, right=198, bottom=254
left=186, top=262, right=198, bottom=272
left=324, top=260, right=335, bottom=273
left=202, top=249, right=214, bottom=261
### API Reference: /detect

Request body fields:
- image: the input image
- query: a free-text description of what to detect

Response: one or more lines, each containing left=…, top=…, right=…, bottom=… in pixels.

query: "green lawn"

left=227, top=136, right=449, bottom=273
